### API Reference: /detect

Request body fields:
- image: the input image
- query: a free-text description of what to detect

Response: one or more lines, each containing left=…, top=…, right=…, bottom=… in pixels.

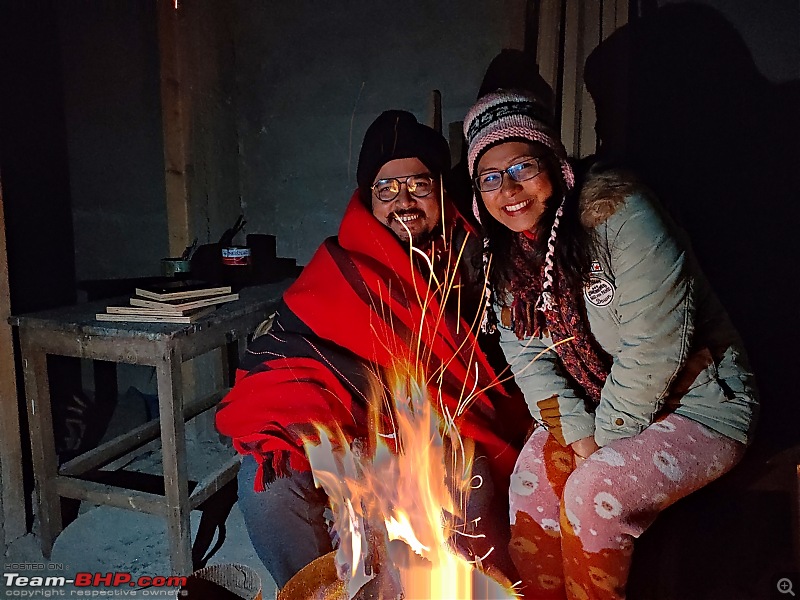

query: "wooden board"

left=96, top=306, right=215, bottom=324
left=0, top=175, right=25, bottom=547
left=134, top=283, right=231, bottom=302
left=535, top=0, right=563, bottom=108
left=158, top=0, right=191, bottom=258
left=129, top=293, right=239, bottom=313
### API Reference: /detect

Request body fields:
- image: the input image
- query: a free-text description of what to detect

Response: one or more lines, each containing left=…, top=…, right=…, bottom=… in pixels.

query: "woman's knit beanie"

left=357, top=110, right=450, bottom=205
left=463, top=90, right=574, bottom=205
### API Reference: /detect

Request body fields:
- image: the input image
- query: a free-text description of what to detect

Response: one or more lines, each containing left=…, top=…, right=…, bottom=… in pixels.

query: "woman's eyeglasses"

left=474, top=158, right=543, bottom=192
left=372, top=174, right=435, bottom=202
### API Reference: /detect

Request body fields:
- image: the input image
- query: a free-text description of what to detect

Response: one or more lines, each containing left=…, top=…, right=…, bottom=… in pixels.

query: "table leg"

left=156, top=347, right=192, bottom=576
left=221, top=337, right=246, bottom=387
left=20, top=334, right=61, bottom=558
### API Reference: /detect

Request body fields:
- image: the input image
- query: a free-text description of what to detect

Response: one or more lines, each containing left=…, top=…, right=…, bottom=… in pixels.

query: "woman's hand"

left=571, top=436, right=600, bottom=466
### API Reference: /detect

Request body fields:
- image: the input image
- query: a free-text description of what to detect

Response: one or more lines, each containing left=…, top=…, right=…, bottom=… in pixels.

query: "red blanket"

left=216, top=191, right=529, bottom=490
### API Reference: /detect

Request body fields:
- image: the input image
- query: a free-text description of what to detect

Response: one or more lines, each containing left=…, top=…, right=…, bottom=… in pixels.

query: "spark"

left=299, top=215, right=526, bottom=598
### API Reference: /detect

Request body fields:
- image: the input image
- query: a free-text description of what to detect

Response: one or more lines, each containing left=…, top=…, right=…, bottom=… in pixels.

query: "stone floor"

left=2, top=387, right=279, bottom=599
left=4, top=503, right=277, bottom=598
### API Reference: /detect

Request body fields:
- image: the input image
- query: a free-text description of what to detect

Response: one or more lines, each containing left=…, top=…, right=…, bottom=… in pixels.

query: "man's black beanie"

left=356, top=110, right=450, bottom=204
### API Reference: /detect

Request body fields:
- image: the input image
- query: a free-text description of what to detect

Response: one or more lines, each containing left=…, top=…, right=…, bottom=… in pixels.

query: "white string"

left=536, top=197, right=565, bottom=313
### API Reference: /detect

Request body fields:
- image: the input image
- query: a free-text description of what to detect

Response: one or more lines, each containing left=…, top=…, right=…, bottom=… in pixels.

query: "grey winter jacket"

left=497, top=171, right=759, bottom=447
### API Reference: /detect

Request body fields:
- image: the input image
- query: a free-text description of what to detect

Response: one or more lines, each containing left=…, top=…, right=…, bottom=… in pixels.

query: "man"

left=215, top=110, right=529, bottom=590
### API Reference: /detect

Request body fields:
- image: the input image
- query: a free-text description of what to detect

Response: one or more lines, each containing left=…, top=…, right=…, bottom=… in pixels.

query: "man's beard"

left=391, top=209, right=440, bottom=250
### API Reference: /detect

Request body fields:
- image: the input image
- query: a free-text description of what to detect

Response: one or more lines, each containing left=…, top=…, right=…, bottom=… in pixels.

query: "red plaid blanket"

left=215, top=191, right=530, bottom=490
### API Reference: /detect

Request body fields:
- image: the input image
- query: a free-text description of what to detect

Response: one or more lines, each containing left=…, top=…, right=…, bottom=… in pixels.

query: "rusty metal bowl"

left=277, top=550, right=516, bottom=600
left=277, top=552, right=345, bottom=600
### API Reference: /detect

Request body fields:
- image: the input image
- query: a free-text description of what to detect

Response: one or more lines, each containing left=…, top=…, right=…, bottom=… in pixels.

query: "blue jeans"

left=237, top=451, right=516, bottom=589
left=237, top=455, right=333, bottom=589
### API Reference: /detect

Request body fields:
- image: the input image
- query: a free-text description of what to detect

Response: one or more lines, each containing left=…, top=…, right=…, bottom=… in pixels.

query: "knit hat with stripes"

left=463, top=90, right=575, bottom=199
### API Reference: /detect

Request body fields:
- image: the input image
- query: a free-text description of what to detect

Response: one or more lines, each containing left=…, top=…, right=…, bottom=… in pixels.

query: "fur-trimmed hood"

left=579, top=168, right=652, bottom=228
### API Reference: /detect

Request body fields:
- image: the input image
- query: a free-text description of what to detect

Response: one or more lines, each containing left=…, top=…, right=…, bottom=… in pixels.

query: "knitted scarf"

left=509, top=233, right=612, bottom=403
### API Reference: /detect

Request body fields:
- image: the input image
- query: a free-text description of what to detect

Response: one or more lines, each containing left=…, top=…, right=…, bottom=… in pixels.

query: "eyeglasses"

left=473, top=158, right=543, bottom=192
left=371, top=174, right=435, bottom=202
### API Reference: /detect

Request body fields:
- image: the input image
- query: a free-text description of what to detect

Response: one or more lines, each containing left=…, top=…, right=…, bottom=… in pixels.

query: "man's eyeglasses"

left=372, top=174, right=435, bottom=202
left=473, top=158, right=543, bottom=193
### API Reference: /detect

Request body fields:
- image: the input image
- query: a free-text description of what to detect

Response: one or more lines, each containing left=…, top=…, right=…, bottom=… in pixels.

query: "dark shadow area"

left=1, top=0, right=80, bottom=532
left=585, top=4, right=800, bottom=597
left=585, top=2, right=800, bottom=455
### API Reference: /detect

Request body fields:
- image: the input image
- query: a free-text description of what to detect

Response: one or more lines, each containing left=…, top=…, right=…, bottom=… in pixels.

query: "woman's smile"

left=503, top=197, right=534, bottom=215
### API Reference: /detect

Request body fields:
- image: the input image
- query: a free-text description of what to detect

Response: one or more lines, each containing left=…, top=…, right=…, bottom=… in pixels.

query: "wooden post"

left=157, top=0, right=191, bottom=259
left=540, top=0, right=630, bottom=158
left=561, top=0, right=625, bottom=158
left=578, top=1, right=601, bottom=158
left=560, top=0, right=581, bottom=155
left=535, top=0, right=563, bottom=108
left=427, top=89, right=442, bottom=134
left=602, top=0, right=629, bottom=40
left=0, top=174, right=26, bottom=548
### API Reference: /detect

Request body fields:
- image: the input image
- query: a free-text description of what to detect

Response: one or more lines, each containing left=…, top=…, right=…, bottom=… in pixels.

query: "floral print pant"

left=508, top=414, right=745, bottom=600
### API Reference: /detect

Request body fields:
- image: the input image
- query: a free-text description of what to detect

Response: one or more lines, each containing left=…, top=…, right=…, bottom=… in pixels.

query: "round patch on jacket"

left=584, top=278, right=615, bottom=306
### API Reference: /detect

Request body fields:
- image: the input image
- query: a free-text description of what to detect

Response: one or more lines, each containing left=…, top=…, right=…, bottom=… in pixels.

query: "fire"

left=303, top=363, right=519, bottom=599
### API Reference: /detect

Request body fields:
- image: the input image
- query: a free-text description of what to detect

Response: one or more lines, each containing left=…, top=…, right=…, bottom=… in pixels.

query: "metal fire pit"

left=277, top=551, right=515, bottom=600
left=276, top=551, right=399, bottom=600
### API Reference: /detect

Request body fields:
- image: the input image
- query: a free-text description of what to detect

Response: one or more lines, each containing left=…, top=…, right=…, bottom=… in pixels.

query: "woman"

left=462, top=90, right=758, bottom=599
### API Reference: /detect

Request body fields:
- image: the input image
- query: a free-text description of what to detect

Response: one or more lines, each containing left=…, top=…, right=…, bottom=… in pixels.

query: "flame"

left=299, top=222, right=524, bottom=598
left=304, top=362, right=519, bottom=599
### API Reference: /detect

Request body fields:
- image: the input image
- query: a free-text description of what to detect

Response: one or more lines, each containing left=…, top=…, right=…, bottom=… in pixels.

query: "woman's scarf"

left=510, top=232, right=613, bottom=403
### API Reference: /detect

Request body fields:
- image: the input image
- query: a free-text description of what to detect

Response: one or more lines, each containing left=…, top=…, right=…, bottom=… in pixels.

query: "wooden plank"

left=100, top=437, right=163, bottom=474
left=615, top=0, right=629, bottom=31
left=536, top=0, right=563, bottom=105
left=176, top=310, right=268, bottom=361
left=19, top=308, right=268, bottom=367
left=59, top=389, right=226, bottom=476
left=561, top=0, right=581, bottom=155
left=54, top=477, right=167, bottom=516
left=156, top=345, right=193, bottom=576
left=427, top=89, right=442, bottom=134
left=578, top=1, right=601, bottom=158
left=0, top=175, right=25, bottom=546
left=157, top=0, right=190, bottom=258
left=19, top=328, right=165, bottom=366
left=19, top=333, right=61, bottom=558
left=602, top=0, right=616, bottom=41
left=795, top=463, right=800, bottom=570
left=189, top=454, right=240, bottom=509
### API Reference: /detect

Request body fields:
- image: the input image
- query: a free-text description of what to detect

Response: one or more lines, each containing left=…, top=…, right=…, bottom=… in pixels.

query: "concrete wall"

left=57, top=1, right=798, bottom=276
left=233, top=0, right=526, bottom=265
left=58, top=1, right=168, bottom=281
